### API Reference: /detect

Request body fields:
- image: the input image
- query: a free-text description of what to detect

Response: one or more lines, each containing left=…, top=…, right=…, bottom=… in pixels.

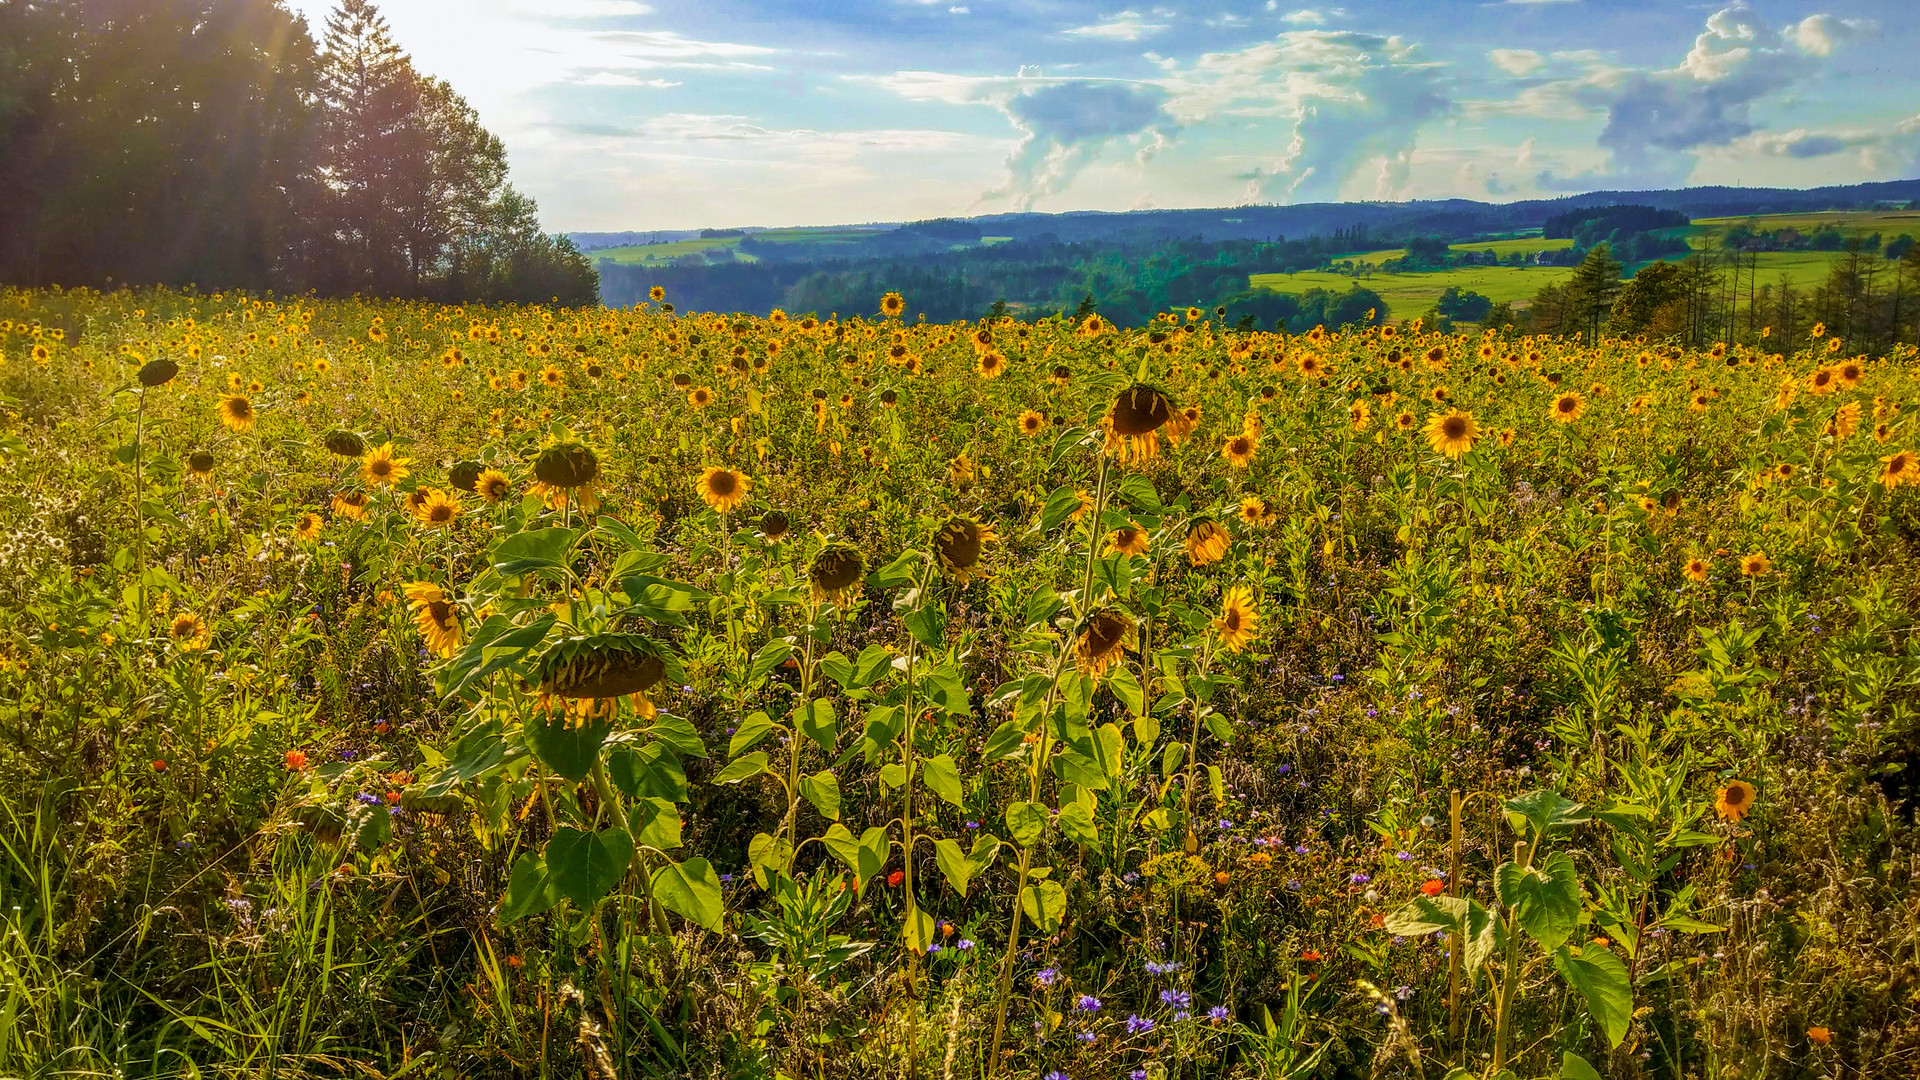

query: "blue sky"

left=285, top=0, right=1920, bottom=230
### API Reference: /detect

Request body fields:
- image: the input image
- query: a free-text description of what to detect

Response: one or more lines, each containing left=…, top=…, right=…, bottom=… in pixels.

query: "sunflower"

left=217, top=393, right=255, bottom=433
left=403, top=582, right=462, bottom=658
left=1103, top=384, right=1191, bottom=463
left=331, top=490, right=370, bottom=520
left=1837, top=360, right=1863, bottom=388
left=1740, top=551, right=1772, bottom=576
left=934, top=517, right=998, bottom=582
left=759, top=510, right=791, bottom=541
left=414, top=488, right=461, bottom=530
left=1238, top=496, right=1274, bottom=527
left=649, top=285, right=666, bottom=302
left=688, top=386, right=713, bottom=408
left=533, top=633, right=673, bottom=723
left=293, top=512, right=324, bottom=541
left=880, top=292, right=906, bottom=317
left=1808, top=367, right=1837, bottom=395
left=1222, top=432, right=1257, bottom=468
left=1017, top=409, right=1047, bottom=437
left=1549, top=391, right=1586, bottom=424
left=324, top=430, right=366, bottom=458
left=686, top=466, right=748, bottom=515
left=137, top=358, right=178, bottom=387
left=1423, top=410, right=1479, bottom=459
left=1879, top=450, right=1916, bottom=488
left=1395, top=411, right=1416, bottom=432
left=476, top=468, right=514, bottom=504
left=1213, top=586, right=1259, bottom=652
left=169, top=612, right=210, bottom=652
left=1106, top=524, right=1150, bottom=557
left=809, top=545, right=865, bottom=607
left=977, top=351, right=1007, bottom=379
left=1683, top=557, right=1710, bottom=583
left=1185, top=519, right=1231, bottom=566
left=362, top=443, right=411, bottom=487
left=187, top=451, right=216, bottom=480
left=1074, top=609, right=1135, bottom=676
left=1714, top=779, right=1756, bottom=822
left=1348, top=400, right=1372, bottom=431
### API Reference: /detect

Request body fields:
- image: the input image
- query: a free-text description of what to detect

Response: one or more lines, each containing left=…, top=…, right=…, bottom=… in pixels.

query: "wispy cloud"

left=1061, top=10, right=1168, bottom=42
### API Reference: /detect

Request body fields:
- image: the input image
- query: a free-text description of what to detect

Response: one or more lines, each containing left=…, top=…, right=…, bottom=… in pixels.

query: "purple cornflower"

left=1160, top=989, right=1191, bottom=1009
left=1075, top=994, right=1101, bottom=1012
left=1035, top=967, right=1059, bottom=987
left=1209, top=1005, right=1230, bottom=1022
left=1126, top=1014, right=1155, bottom=1034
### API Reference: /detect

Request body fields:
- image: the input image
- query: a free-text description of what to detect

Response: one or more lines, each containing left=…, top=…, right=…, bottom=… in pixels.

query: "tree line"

left=1515, top=239, right=1920, bottom=355
left=0, top=0, right=597, bottom=304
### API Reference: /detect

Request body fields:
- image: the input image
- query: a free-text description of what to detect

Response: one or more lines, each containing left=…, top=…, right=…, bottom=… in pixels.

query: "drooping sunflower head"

left=1108, top=384, right=1175, bottom=437
left=1074, top=609, right=1135, bottom=677
left=1185, top=519, right=1231, bottom=567
left=217, top=393, right=255, bottom=433
left=533, top=440, right=600, bottom=490
left=934, top=517, right=997, bottom=582
left=331, top=490, right=370, bottom=519
left=448, top=460, right=484, bottom=494
left=1106, top=524, right=1150, bottom=557
left=809, top=545, right=866, bottom=606
left=187, top=450, right=216, bottom=479
left=534, top=633, right=673, bottom=723
left=1714, top=779, right=1756, bottom=822
left=696, top=466, right=751, bottom=514
left=759, top=509, right=791, bottom=542
left=137, top=358, right=179, bottom=387
left=323, top=430, right=366, bottom=458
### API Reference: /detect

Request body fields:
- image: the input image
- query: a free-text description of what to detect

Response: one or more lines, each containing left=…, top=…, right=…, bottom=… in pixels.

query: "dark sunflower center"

left=710, top=471, right=738, bottom=497
left=1085, top=613, right=1128, bottom=655
left=1557, top=398, right=1576, bottom=413
left=429, top=505, right=453, bottom=523
left=1442, top=416, right=1468, bottom=439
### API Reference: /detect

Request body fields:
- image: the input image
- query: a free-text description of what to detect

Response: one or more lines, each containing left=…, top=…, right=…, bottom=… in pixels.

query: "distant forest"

left=0, top=0, right=597, bottom=304
left=595, top=180, right=1920, bottom=328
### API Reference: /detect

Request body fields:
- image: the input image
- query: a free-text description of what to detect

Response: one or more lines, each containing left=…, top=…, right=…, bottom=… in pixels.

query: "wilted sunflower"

left=934, top=517, right=997, bottom=582
left=324, top=430, right=366, bottom=458
left=1103, top=384, right=1191, bottom=463
left=809, top=545, right=865, bottom=607
left=403, top=582, right=462, bottom=658
left=1222, top=432, right=1257, bottom=468
left=697, top=466, right=750, bottom=513
left=448, top=460, right=484, bottom=494
left=1185, top=519, right=1230, bottom=566
left=475, top=468, right=514, bottom=504
left=1715, top=779, right=1756, bottom=822
left=1213, top=586, right=1259, bottom=653
left=362, top=443, right=411, bottom=487
left=1423, top=409, right=1479, bottom=459
left=293, top=512, right=324, bottom=542
left=414, top=488, right=460, bottom=530
left=137, top=358, right=179, bottom=387
left=1740, top=551, right=1772, bottom=576
left=759, top=509, right=791, bottom=542
left=880, top=292, right=906, bottom=317
left=1683, top=557, right=1710, bottom=583
left=1878, top=450, right=1916, bottom=488
left=217, top=393, right=255, bottom=433
left=331, top=490, right=370, bottom=520
left=1106, top=524, right=1150, bottom=557
left=169, top=612, right=210, bottom=652
left=1549, top=391, right=1586, bottom=424
left=1074, top=609, right=1135, bottom=677
left=533, top=632, right=674, bottom=723
left=186, top=450, right=216, bottom=480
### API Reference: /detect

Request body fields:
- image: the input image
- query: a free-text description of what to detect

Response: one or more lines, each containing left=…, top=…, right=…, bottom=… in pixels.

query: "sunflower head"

left=809, top=545, right=865, bottom=605
left=476, top=468, right=513, bottom=504
left=533, top=441, right=600, bottom=490
left=1185, top=519, right=1231, bottom=566
left=934, top=517, right=997, bottom=582
left=323, top=430, right=366, bottom=458
left=137, top=358, right=179, bottom=387
left=536, top=633, right=671, bottom=701
left=759, top=510, right=791, bottom=541
left=187, top=450, right=216, bottom=478
left=448, top=460, right=484, bottom=494
left=1074, top=609, right=1135, bottom=676
left=217, top=393, right=255, bottom=432
left=169, top=612, right=209, bottom=652
left=1715, top=779, right=1756, bottom=822
left=880, top=292, right=906, bottom=317
left=696, top=466, right=750, bottom=513
left=1109, top=384, right=1175, bottom=437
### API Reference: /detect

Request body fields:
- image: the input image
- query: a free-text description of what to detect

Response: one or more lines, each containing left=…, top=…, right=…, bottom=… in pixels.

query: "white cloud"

left=1790, top=13, right=1876, bottom=57
left=1279, top=8, right=1343, bottom=25
left=575, top=73, right=681, bottom=87
left=1488, top=48, right=1544, bottom=75
left=1061, top=10, right=1168, bottom=41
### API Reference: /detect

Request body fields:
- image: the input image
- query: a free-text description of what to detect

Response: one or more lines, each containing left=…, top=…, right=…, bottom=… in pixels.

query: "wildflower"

left=1807, top=1027, right=1832, bottom=1045
left=1715, top=780, right=1756, bottom=822
left=403, top=582, right=462, bottom=657
left=169, top=613, right=210, bottom=652
left=1739, top=551, right=1771, bottom=576
left=1420, top=879, right=1445, bottom=896
left=1213, top=586, right=1259, bottom=652
left=934, top=517, right=998, bottom=582
left=361, top=443, right=411, bottom=487
left=886, top=870, right=904, bottom=887
left=1125, top=1015, right=1155, bottom=1034
left=1075, top=994, right=1101, bottom=1011
left=1684, top=557, right=1711, bottom=583
left=285, top=750, right=310, bottom=771
left=1423, top=409, right=1478, bottom=458
left=696, top=467, right=751, bottom=514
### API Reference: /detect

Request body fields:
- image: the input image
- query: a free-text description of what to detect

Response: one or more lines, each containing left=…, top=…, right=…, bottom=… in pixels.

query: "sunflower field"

left=2, top=284, right=1918, bottom=1080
